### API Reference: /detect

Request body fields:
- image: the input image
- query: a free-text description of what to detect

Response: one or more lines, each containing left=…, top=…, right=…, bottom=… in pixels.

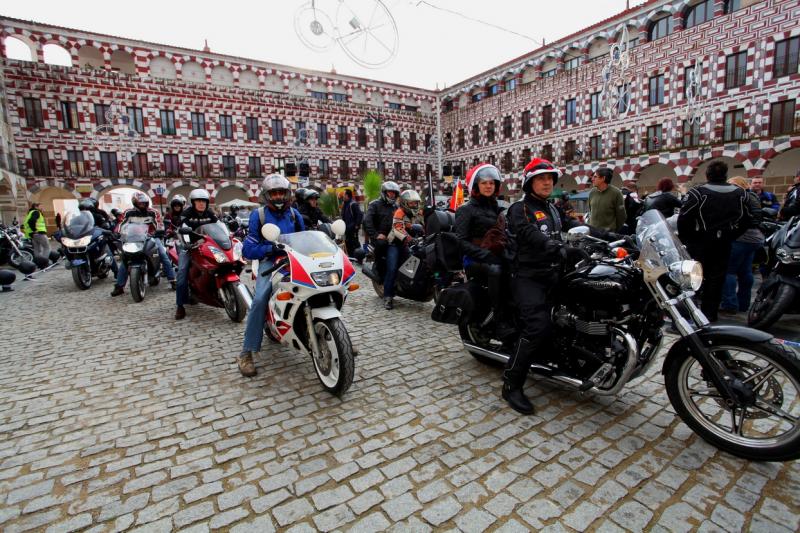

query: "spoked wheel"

left=371, top=279, right=384, bottom=298
left=10, top=250, right=33, bottom=269
left=71, top=263, right=92, bottom=290
left=665, top=339, right=800, bottom=461
left=130, top=266, right=147, bottom=302
left=223, top=282, right=247, bottom=323
left=458, top=322, right=510, bottom=367
left=748, top=284, right=795, bottom=331
left=311, top=318, right=354, bottom=396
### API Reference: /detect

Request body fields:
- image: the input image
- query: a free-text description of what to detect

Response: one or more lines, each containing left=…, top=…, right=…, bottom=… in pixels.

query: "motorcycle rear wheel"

left=665, top=338, right=800, bottom=461
left=748, top=284, right=795, bottom=331
left=71, top=263, right=92, bottom=290
left=312, top=318, right=355, bottom=396
left=10, top=250, right=33, bottom=269
left=459, top=322, right=508, bottom=367
left=130, top=266, right=147, bottom=302
left=223, top=282, right=247, bottom=323
left=371, top=279, right=384, bottom=298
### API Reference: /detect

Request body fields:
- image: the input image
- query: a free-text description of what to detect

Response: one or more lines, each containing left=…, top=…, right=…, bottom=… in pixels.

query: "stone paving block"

left=381, top=491, right=422, bottom=522
left=218, top=483, right=258, bottom=511
left=518, top=498, right=562, bottom=529
left=273, top=497, right=315, bottom=527
left=348, top=511, right=391, bottom=532
left=609, top=501, right=654, bottom=532
left=230, top=515, right=277, bottom=533
left=348, top=489, right=384, bottom=515
left=313, top=503, right=356, bottom=532
left=173, top=501, right=215, bottom=529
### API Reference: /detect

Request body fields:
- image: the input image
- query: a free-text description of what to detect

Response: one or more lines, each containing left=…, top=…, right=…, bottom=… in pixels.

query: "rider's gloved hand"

left=559, top=245, right=591, bottom=264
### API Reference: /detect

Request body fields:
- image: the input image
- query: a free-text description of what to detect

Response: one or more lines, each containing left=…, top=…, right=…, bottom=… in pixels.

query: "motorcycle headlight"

left=776, top=247, right=800, bottom=264
left=311, top=269, right=341, bottom=287
left=233, top=241, right=243, bottom=261
left=209, top=246, right=229, bottom=263
left=62, top=236, right=91, bottom=247
left=122, top=242, right=144, bottom=253
left=668, top=260, right=703, bottom=291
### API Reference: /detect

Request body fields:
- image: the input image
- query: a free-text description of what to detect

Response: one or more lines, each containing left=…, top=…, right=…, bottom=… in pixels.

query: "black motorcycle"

left=58, top=212, right=115, bottom=290
left=119, top=221, right=164, bottom=302
left=0, top=224, right=34, bottom=268
left=434, top=210, right=800, bottom=461
left=748, top=215, right=800, bottom=330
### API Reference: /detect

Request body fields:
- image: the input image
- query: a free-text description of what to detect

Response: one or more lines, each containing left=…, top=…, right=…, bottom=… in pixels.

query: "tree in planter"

left=363, top=170, right=382, bottom=205
left=318, top=191, right=341, bottom=220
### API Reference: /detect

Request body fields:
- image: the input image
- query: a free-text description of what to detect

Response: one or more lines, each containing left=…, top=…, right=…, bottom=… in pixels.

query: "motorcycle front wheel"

left=130, top=266, right=147, bottom=302
left=71, top=263, right=92, bottom=290
left=665, top=338, right=800, bottom=461
left=311, top=318, right=355, bottom=396
left=10, top=250, right=33, bottom=269
left=748, top=283, right=795, bottom=331
left=223, top=282, right=247, bottom=323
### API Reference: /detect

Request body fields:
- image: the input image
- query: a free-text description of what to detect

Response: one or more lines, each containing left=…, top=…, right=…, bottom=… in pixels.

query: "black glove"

left=606, top=232, right=625, bottom=241
left=559, top=245, right=591, bottom=264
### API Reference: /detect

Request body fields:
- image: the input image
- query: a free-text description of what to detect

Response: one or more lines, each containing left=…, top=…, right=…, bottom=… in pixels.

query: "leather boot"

left=384, top=296, right=394, bottom=310
left=502, top=338, right=535, bottom=415
left=110, top=285, right=124, bottom=297
left=175, top=306, right=186, bottom=320
left=237, top=352, right=257, bottom=377
left=502, top=382, right=534, bottom=415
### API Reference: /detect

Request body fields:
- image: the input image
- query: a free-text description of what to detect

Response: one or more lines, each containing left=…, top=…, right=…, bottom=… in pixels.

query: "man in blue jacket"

left=238, top=174, right=304, bottom=377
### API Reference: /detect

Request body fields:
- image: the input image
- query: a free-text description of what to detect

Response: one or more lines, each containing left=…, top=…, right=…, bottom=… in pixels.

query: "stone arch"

left=167, top=184, right=196, bottom=203
left=77, top=46, right=103, bottom=70
left=350, top=87, right=367, bottom=104
left=238, top=69, right=259, bottom=90
left=637, top=163, right=678, bottom=194
left=762, top=147, right=800, bottom=195
left=211, top=65, right=233, bottom=87
left=370, top=91, right=384, bottom=107
left=419, top=99, right=432, bottom=114
left=587, top=37, right=610, bottom=62
left=309, top=80, right=327, bottom=93
left=214, top=183, right=250, bottom=205
left=288, top=78, right=306, bottom=97
left=614, top=24, right=641, bottom=47
left=42, top=43, right=72, bottom=67
left=458, top=93, right=469, bottom=108
left=92, top=180, right=149, bottom=211
left=264, top=74, right=283, bottom=93
left=149, top=56, right=176, bottom=79
left=31, top=185, right=80, bottom=230
left=562, top=47, right=583, bottom=69
left=181, top=61, right=206, bottom=83
left=109, top=49, right=135, bottom=75
left=521, top=65, right=538, bottom=84
left=3, top=35, right=35, bottom=61
left=689, top=155, right=742, bottom=183
left=0, top=173, right=26, bottom=224
left=540, top=56, right=558, bottom=74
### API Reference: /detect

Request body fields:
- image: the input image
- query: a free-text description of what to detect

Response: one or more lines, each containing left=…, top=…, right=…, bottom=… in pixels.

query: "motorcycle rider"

left=110, top=192, right=177, bottom=296
left=383, top=189, right=423, bottom=310
left=163, top=195, right=187, bottom=237
left=504, top=158, right=592, bottom=415
left=174, top=189, right=219, bottom=320
left=78, top=198, right=118, bottom=276
left=237, top=174, right=305, bottom=377
left=780, top=170, right=800, bottom=220
left=299, top=189, right=331, bottom=229
left=365, top=181, right=401, bottom=309
left=454, top=163, right=513, bottom=337
left=292, top=188, right=308, bottom=211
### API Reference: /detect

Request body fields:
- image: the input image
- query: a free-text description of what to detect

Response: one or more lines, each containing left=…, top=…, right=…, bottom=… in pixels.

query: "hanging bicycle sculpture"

left=685, top=61, right=707, bottom=126
left=88, top=100, right=141, bottom=156
left=294, top=0, right=399, bottom=69
left=599, top=26, right=632, bottom=121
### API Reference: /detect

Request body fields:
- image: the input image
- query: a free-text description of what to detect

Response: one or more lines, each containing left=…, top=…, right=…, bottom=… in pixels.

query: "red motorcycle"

left=170, top=222, right=252, bottom=322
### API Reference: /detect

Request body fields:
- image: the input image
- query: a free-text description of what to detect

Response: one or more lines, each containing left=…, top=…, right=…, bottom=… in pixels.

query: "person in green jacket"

left=587, top=168, right=626, bottom=232
left=23, top=202, right=50, bottom=262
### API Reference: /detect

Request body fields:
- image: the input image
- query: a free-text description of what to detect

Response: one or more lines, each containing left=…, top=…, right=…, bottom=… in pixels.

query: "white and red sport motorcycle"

left=259, top=220, right=358, bottom=395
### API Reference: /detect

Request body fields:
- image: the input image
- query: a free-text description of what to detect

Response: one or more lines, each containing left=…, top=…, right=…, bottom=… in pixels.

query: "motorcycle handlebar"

left=261, top=256, right=288, bottom=277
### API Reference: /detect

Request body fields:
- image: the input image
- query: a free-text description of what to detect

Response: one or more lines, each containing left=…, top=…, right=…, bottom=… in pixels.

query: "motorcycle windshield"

left=120, top=222, right=150, bottom=243
left=197, top=222, right=232, bottom=250
left=63, top=212, right=95, bottom=238
left=636, top=210, right=692, bottom=274
left=279, top=230, right=339, bottom=257
left=782, top=218, right=800, bottom=249
left=236, top=210, right=251, bottom=226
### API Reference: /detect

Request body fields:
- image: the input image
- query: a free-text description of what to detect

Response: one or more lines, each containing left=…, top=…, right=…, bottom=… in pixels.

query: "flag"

left=449, top=177, right=464, bottom=211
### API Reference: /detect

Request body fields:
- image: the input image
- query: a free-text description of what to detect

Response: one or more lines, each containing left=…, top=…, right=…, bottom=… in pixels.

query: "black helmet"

left=304, top=189, right=320, bottom=201
left=170, top=194, right=186, bottom=209
left=110, top=208, right=121, bottom=218
left=78, top=199, right=94, bottom=211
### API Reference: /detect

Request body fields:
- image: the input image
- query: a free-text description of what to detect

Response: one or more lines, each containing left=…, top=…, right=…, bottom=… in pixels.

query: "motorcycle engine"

left=551, top=306, right=628, bottom=382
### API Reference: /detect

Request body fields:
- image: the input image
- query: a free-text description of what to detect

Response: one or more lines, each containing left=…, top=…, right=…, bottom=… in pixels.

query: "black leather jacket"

left=643, top=191, right=682, bottom=219
left=781, top=183, right=800, bottom=220
left=454, top=196, right=503, bottom=261
left=364, top=198, right=396, bottom=242
left=181, top=206, right=218, bottom=230
left=299, top=204, right=331, bottom=228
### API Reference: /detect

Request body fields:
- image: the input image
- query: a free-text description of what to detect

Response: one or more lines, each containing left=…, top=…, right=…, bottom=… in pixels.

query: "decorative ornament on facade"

left=599, top=26, right=632, bottom=121
left=88, top=100, right=141, bottom=156
left=294, top=0, right=399, bottom=69
left=685, top=60, right=707, bottom=127
left=293, top=124, right=312, bottom=187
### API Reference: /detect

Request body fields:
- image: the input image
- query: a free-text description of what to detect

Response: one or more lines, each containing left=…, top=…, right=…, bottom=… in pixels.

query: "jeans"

left=242, top=260, right=274, bottom=353
left=32, top=233, right=50, bottom=262
left=384, top=243, right=405, bottom=298
left=116, top=239, right=175, bottom=287
left=345, top=228, right=360, bottom=257
left=175, top=250, right=191, bottom=307
left=722, top=241, right=762, bottom=312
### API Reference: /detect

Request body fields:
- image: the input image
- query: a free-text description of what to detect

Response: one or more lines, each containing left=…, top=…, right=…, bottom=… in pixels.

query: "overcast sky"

left=3, top=0, right=638, bottom=89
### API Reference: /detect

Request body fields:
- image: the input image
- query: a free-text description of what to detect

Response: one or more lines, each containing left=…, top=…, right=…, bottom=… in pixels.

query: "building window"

left=311, top=91, right=327, bottom=100
left=30, top=149, right=50, bottom=176
left=191, top=112, right=206, bottom=137
left=425, top=134, right=432, bottom=151
left=542, top=69, right=556, bottom=78
left=94, top=104, right=110, bottom=127
left=338, top=125, right=348, bottom=146
left=618, top=84, right=631, bottom=113
left=616, top=130, right=631, bottom=157
left=405, top=105, right=418, bottom=113
left=377, top=129, right=385, bottom=150
left=774, top=36, right=799, bottom=78
left=770, top=99, right=797, bottom=136
left=521, top=110, right=531, bottom=135
left=388, top=102, right=402, bottom=110
left=471, top=125, right=479, bottom=146
left=684, top=66, right=695, bottom=97
left=457, top=129, right=465, bottom=149
left=100, top=151, right=118, bottom=177
left=504, top=78, right=517, bottom=92
left=339, top=160, right=349, bottom=179
left=61, top=101, right=79, bottom=130
left=161, top=110, right=176, bottom=135
left=358, top=160, right=368, bottom=175
left=409, top=132, right=418, bottom=151
left=649, top=14, right=674, bottom=41
left=564, top=141, right=576, bottom=163
left=726, top=51, right=747, bottom=89
left=519, top=148, right=531, bottom=168
left=393, top=129, right=402, bottom=150
left=271, top=119, right=284, bottom=142
left=445, top=132, right=452, bottom=152
left=682, top=120, right=701, bottom=147
left=248, top=156, right=262, bottom=177
left=442, top=100, right=454, bottom=112
left=164, top=154, right=180, bottom=177
left=127, top=107, right=144, bottom=134
left=410, top=163, right=419, bottom=180
left=195, top=155, right=210, bottom=177
left=331, top=93, right=347, bottom=102
left=273, top=157, right=286, bottom=175
left=649, top=74, right=665, bottom=106
left=486, top=121, right=496, bottom=142
left=317, top=123, right=328, bottom=145
left=589, top=135, right=602, bottom=160
left=24, top=98, right=43, bottom=128
left=488, top=84, right=500, bottom=97
left=393, top=162, right=402, bottom=178
left=246, top=117, right=259, bottom=141
left=319, top=159, right=330, bottom=177
left=724, top=0, right=742, bottom=14
left=132, top=153, right=148, bottom=177
left=723, top=109, right=745, bottom=141
left=502, top=116, right=512, bottom=139
left=685, top=0, right=714, bottom=29
left=222, top=155, right=236, bottom=178
left=295, top=121, right=307, bottom=143
left=66, top=150, right=85, bottom=177
left=542, top=144, right=553, bottom=161
left=590, top=92, right=601, bottom=120
left=564, top=56, right=582, bottom=71
left=565, top=99, right=577, bottom=125
left=542, top=105, right=553, bottom=130
left=219, top=115, right=233, bottom=139
left=358, top=127, right=367, bottom=147
left=471, top=93, right=483, bottom=103
left=647, top=125, right=663, bottom=152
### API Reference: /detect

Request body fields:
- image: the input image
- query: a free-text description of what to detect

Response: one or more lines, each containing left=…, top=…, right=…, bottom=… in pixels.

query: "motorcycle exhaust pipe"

left=236, top=282, right=254, bottom=310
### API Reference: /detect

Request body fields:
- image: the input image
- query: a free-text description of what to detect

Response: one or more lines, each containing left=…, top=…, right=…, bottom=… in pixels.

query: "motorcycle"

left=170, top=221, right=250, bottom=322
left=0, top=223, right=34, bottom=268
left=118, top=222, right=166, bottom=302
left=434, top=210, right=800, bottom=461
left=259, top=220, right=357, bottom=395
left=58, top=212, right=115, bottom=290
left=748, top=215, right=800, bottom=330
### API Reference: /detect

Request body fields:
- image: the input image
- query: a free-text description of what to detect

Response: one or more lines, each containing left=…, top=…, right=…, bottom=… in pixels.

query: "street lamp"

left=153, top=185, right=166, bottom=216
left=363, top=111, right=392, bottom=177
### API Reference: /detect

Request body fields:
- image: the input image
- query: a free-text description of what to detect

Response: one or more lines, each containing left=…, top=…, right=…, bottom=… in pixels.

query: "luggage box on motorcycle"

left=431, top=283, right=474, bottom=325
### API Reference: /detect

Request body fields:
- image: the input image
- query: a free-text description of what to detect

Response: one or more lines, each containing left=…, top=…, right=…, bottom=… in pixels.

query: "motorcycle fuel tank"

left=562, top=263, right=638, bottom=310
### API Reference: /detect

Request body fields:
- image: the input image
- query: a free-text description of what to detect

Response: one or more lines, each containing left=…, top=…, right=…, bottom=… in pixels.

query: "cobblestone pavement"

left=1, top=266, right=800, bottom=532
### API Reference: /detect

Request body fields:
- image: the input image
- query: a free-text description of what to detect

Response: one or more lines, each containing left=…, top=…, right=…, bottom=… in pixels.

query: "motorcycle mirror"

left=261, top=223, right=281, bottom=242
left=331, top=220, right=346, bottom=238
left=566, top=226, right=590, bottom=242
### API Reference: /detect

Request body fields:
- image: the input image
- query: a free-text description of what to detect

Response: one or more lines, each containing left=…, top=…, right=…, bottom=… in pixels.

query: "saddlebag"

left=425, top=232, right=463, bottom=273
left=431, top=283, right=474, bottom=325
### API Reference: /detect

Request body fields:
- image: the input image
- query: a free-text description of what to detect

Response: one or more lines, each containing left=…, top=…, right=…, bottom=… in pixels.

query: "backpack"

left=257, top=206, right=302, bottom=234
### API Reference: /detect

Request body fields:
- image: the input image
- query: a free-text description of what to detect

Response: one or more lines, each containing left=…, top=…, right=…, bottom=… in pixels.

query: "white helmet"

left=399, top=190, right=421, bottom=211
left=262, top=174, right=290, bottom=211
left=189, top=189, right=210, bottom=204
left=381, top=181, right=401, bottom=203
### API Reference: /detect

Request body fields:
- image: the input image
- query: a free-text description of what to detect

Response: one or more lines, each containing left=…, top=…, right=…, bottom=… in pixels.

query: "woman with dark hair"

left=642, top=177, right=682, bottom=218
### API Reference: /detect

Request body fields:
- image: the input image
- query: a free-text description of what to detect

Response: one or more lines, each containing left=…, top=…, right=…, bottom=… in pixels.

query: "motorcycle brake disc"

left=707, top=360, right=783, bottom=419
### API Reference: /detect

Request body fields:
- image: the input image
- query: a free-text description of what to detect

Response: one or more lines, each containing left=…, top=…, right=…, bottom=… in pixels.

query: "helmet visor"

left=474, top=166, right=501, bottom=183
